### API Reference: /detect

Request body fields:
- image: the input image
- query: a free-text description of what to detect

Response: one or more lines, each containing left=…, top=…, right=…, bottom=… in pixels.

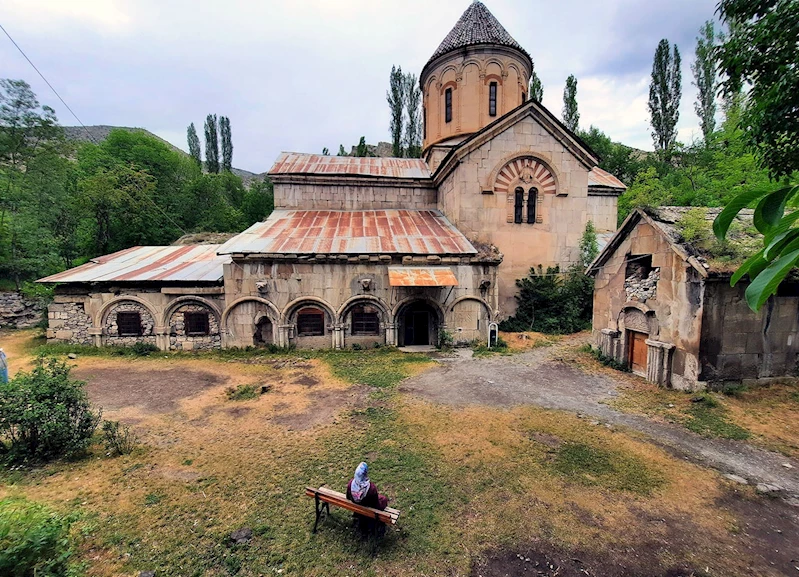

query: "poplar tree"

left=356, top=137, right=368, bottom=158
left=691, top=21, right=718, bottom=144
left=220, top=116, right=233, bottom=172
left=187, top=122, right=202, bottom=167
left=387, top=65, right=405, bottom=157
left=204, top=114, right=219, bottom=173
left=648, top=39, right=682, bottom=159
left=403, top=72, right=422, bottom=158
left=529, top=70, right=543, bottom=102
left=337, top=144, right=347, bottom=156
left=562, top=74, right=579, bottom=131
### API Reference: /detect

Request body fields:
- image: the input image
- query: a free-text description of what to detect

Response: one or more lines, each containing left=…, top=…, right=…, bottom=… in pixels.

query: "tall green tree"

left=403, top=72, right=422, bottom=158
left=691, top=21, right=719, bottom=144
left=648, top=39, right=682, bottom=159
left=219, top=115, right=233, bottom=172
left=355, top=137, right=369, bottom=158
left=387, top=65, right=405, bottom=157
left=337, top=144, right=347, bottom=156
left=187, top=122, right=202, bottom=167
left=562, top=74, right=579, bottom=132
left=204, top=114, right=219, bottom=173
left=529, top=70, right=543, bottom=102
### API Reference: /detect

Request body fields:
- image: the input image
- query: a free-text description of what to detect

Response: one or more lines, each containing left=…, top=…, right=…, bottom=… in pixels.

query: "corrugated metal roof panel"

left=38, top=245, right=229, bottom=284
left=268, top=152, right=432, bottom=180
left=388, top=267, right=459, bottom=287
left=588, top=166, right=627, bottom=190
left=217, top=210, right=477, bottom=256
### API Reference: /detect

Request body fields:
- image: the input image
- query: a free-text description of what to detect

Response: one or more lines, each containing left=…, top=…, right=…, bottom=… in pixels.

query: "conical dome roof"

left=425, top=2, right=532, bottom=71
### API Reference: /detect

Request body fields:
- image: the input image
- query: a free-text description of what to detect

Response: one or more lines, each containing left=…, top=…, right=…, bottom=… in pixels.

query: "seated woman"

left=346, top=462, right=388, bottom=510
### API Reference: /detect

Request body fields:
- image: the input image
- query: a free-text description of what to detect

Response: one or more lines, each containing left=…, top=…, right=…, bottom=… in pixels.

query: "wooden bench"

left=305, top=486, right=400, bottom=536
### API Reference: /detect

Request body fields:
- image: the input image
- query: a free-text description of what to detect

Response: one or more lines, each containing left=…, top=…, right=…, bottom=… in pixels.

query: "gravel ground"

left=400, top=339, right=799, bottom=499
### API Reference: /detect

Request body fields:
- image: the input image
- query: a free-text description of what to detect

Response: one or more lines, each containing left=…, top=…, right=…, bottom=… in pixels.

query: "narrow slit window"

left=297, top=308, right=325, bottom=336
left=423, top=106, right=427, bottom=139
left=489, top=82, right=497, bottom=116
left=117, top=312, right=142, bottom=337
left=527, top=187, right=538, bottom=224
left=514, top=187, right=524, bottom=224
left=445, top=88, right=452, bottom=123
left=184, top=311, right=210, bottom=336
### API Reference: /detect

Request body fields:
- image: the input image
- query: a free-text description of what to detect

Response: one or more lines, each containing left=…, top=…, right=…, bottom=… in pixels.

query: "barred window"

left=527, top=187, right=538, bottom=224
left=445, top=88, right=452, bottom=123
left=489, top=82, right=497, bottom=116
left=514, top=187, right=524, bottom=224
left=297, top=308, right=325, bottom=336
left=185, top=311, right=210, bottom=336
left=117, top=312, right=142, bottom=337
left=351, top=305, right=380, bottom=336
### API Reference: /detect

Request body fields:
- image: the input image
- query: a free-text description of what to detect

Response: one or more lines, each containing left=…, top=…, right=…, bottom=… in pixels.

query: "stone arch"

left=338, top=296, right=391, bottom=348
left=483, top=57, right=506, bottom=75
left=448, top=296, right=492, bottom=344
left=615, top=301, right=659, bottom=337
left=486, top=151, right=562, bottom=193
left=283, top=297, right=337, bottom=349
left=165, top=297, right=222, bottom=351
left=391, top=296, right=446, bottom=324
left=98, top=297, right=158, bottom=345
left=393, top=297, right=446, bottom=348
left=163, top=296, right=221, bottom=326
left=336, top=295, right=391, bottom=324
left=460, top=57, right=484, bottom=74
left=222, top=297, right=281, bottom=348
left=282, top=296, right=336, bottom=325
left=493, top=156, right=558, bottom=196
left=447, top=296, right=492, bottom=319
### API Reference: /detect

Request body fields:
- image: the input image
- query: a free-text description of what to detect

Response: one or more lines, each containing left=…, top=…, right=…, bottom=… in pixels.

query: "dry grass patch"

left=498, top=330, right=561, bottom=352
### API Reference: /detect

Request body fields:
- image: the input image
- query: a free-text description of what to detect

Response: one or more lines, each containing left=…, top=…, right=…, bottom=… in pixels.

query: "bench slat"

left=305, top=486, right=400, bottom=524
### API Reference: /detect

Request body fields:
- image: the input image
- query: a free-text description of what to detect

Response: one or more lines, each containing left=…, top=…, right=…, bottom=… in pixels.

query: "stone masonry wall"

left=274, top=181, right=437, bottom=211
left=168, top=303, right=221, bottom=351
left=104, top=301, right=157, bottom=346
left=0, top=292, right=44, bottom=329
left=47, top=301, right=92, bottom=345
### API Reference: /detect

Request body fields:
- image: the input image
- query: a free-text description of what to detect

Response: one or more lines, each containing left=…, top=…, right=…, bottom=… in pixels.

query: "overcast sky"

left=1, top=0, right=720, bottom=173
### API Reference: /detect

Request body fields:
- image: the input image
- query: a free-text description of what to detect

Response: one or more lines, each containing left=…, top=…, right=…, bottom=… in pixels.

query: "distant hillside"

left=62, top=125, right=264, bottom=184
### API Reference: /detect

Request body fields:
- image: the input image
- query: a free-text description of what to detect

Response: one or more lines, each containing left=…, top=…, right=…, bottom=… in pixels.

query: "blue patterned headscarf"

left=350, top=462, right=370, bottom=502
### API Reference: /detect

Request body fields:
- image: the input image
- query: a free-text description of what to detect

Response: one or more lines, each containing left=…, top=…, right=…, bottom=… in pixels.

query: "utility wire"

left=0, top=22, right=188, bottom=236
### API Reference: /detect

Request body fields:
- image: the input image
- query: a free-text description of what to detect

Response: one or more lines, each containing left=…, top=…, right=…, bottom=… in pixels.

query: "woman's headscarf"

left=350, top=461, right=370, bottom=502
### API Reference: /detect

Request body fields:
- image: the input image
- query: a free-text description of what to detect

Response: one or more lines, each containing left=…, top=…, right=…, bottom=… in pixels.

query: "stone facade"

left=168, top=303, right=222, bottom=351
left=47, top=301, right=92, bottom=345
left=273, top=179, right=437, bottom=211
left=103, top=300, right=157, bottom=346
left=0, top=292, right=44, bottom=329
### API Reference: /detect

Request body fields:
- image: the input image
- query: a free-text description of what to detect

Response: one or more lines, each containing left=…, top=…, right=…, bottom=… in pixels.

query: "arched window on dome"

left=445, top=88, right=452, bottom=123
left=514, top=187, right=524, bottom=224
left=527, top=187, right=538, bottom=224
left=489, top=82, right=497, bottom=117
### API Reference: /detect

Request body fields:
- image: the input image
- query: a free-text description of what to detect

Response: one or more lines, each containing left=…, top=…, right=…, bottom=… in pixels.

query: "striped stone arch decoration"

left=494, top=157, right=557, bottom=224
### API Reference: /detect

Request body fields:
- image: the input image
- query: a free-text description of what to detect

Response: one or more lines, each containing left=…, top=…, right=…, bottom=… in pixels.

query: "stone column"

left=385, top=323, right=396, bottom=346
left=88, top=327, right=103, bottom=348
left=278, top=324, right=292, bottom=348
left=599, top=328, right=620, bottom=358
left=645, top=339, right=675, bottom=387
left=154, top=326, right=169, bottom=351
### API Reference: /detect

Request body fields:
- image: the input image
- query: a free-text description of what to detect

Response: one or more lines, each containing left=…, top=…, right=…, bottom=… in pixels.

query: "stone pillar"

left=385, top=323, right=396, bottom=346
left=645, top=339, right=675, bottom=387
left=332, top=324, right=344, bottom=350
left=154, top=326, right=169, bottom=351
left=278, top=324, right=292, bottom=348
left=88, top=327, right=103, bottom=348
left=599, top=328, right=620, bottom=359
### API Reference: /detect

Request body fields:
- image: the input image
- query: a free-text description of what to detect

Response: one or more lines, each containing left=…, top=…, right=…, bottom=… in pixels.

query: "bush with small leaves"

left=101, top=420, right=138, bottom=456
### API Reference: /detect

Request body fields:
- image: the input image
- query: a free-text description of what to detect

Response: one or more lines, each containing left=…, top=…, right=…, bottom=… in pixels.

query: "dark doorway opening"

left=254, top=317, right=273, bottom=346
left=398, top=301, right=438, bottom=346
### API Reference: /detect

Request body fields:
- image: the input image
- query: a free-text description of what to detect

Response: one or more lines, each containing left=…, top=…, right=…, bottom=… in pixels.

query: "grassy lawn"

left=0, top=332, right=792, bottom=576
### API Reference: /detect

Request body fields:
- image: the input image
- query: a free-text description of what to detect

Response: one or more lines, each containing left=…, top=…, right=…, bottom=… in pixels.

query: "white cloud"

left=0, top=0, right=133, bottom=35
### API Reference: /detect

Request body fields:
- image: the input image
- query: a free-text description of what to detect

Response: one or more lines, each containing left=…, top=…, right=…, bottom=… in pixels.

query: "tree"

left=691, top=21, right=719, bottom=144
left=219, top=115, right=233, bottom=172
left=648, top=39, right=682, bottom=159
left=322, top=147, right=329, bottom=155
left=529, top=70, right=543, bottom=102
left=242, top=177, right=274, bottom=224
left=337, top=145, right=347, bottom=156
left=578, top=126, right=643, bottom=186
left=579, top=220, right=599, bottom=267
left=204, top=114, right=219, bottom=173
left=713, top=0, right=799, bottom=311
left=187, top=122, right=202, bottom=167
left=403, top=72, right=422, bottom=158
left=355, top=137, right=368, bottom=158
left=387, top=65, right=405, bottom=157
left=562, top=74, right=579, bottom=132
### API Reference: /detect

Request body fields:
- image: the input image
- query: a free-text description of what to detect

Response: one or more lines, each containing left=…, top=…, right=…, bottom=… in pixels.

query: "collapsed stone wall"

left=47, top=301, right=93, bottom=345
left=625, top=268, right=660, bottom=302
left=0, top=292, right=44, bottom=329
left=168, top=303, right=221, bottom=351
left=103, top=301, right=157, bottom=346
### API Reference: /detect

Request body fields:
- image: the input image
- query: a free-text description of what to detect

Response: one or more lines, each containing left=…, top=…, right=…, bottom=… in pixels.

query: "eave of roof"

left=268, top=152, right=432, bottom=181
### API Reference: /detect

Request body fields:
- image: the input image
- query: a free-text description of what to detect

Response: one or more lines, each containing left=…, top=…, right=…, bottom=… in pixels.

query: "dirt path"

left=401, top=338, right=799, bottom=498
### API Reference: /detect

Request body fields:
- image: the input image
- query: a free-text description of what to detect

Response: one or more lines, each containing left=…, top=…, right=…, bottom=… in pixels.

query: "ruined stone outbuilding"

left=588, top=206, right=799, bottom=391
left=39, top=2, right=626, bottom=351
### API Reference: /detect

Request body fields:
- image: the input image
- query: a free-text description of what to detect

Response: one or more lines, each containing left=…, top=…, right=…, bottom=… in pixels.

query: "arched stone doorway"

left=254, top=315, right=273, bottom=346
left=223, top=299, right=278, bottom=348
left=397, top=300, right=440, bottom=347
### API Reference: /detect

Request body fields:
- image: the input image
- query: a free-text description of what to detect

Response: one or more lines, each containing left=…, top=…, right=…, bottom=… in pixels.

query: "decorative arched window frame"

left=445, top=87, right=453, bottom=123
left=296, top=306, right=325, bottom=336
left=527, top=187, right=538, bottom=224
left=491, top=155, right=559, bottom=224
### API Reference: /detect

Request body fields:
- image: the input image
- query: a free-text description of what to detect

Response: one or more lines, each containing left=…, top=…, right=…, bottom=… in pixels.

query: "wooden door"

left=628, top=331, right=648, bottom=375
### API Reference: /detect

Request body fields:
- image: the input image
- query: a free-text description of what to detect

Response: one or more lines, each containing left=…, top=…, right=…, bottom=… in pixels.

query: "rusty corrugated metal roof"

left=38, top=245, right=229, bottom=284
left=388, top=267, right=458, bottom=287
left=217, top=209, right=477, bottom=256
left=268, top=153, right=432, bottom=180
left=588, top=166, right=627, bottom=190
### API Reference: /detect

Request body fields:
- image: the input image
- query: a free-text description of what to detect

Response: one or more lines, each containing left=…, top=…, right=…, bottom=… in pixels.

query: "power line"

left=0, top=22, right=188, bottom=236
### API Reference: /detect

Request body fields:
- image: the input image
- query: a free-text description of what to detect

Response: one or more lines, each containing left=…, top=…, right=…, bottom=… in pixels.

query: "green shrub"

left=437, top=330, right=454, bottom=350
left=225, top=384, right=259, bottom=401
left=351, top=343, right=363, bottom=351
left=585, top=345, right=630, bottom=372
left=0, top=497, right=75, bottom=577
left=0, top=358, right=101, bottom=463
left=720, top=382, right=749, bottom=397
left=131, top=342, right=159, bottom=356
left=101, top=420, right=138, bottom=456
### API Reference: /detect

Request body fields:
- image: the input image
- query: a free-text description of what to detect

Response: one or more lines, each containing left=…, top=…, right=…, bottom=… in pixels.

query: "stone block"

left=55, top=330, right=74, bottom=340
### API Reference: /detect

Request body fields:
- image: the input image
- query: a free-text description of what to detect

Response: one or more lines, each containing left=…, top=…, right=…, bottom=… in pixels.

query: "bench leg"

left=312, top=495, right=330, bottom=534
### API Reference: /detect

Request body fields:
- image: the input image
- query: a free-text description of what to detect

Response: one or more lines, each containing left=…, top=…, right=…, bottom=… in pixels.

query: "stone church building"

left=40, top=2, right=625, bottom=350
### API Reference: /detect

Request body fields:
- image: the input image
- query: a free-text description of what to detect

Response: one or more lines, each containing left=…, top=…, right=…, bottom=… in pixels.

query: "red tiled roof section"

left=588, top=167, right=627, bottom=190
left=217, top=209, right=477, bottom=256
left=269, top=153, right=431, bottom=180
